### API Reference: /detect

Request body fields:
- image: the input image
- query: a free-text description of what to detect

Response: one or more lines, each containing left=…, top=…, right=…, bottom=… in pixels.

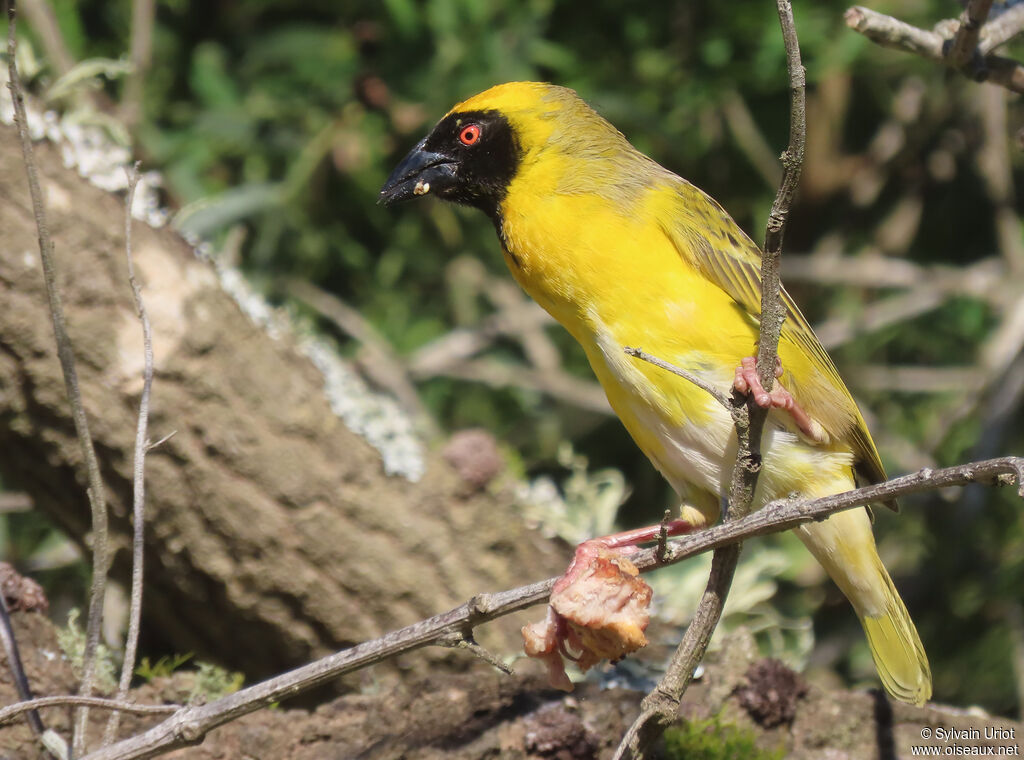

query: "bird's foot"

left=733, top=356, right=828, bottom=443
left=523, top=518, right=696, bottom=691
left=552, top=519, right=695, bottom=594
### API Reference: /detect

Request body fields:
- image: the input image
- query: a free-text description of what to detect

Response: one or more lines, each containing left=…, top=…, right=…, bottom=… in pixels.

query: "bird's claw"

left=733, top=356, right=828, bottom=444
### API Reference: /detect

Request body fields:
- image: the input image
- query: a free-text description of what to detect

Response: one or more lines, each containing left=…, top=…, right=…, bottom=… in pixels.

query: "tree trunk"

left=0, top=124, right=569, bottom=680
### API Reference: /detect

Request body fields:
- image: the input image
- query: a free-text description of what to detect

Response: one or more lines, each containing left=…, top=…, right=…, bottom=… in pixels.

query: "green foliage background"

left=6, top=0, right=1024, bottom=715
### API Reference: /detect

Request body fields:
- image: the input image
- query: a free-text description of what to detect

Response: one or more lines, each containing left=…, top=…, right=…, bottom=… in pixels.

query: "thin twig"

left=146, top=430, right=176, bottom=451
left=438, top=633, right=513, bottom=675
left=80, top=456, right=1024, bottom=760
left=623, top=347, right=731, bottom=409
left=0, top=696, right=179, bottom=726
left=6, top=3, right=112, bottom=754
left=427, top=357, right=611, bottom=415
left=281, top=277, right=438, bottom=434
left=0, top=595, right=48, bottom=742
left=121, top=0, right=155, bottom=131
left=0, top=492, right=33, bottom=513
left=103, top=164, right=153, bottom=747
left=845, top=5, right=1024, bottom=94
left=20, top=0, right=75, bottom=76
left=721, top=91, right=783, bottom=190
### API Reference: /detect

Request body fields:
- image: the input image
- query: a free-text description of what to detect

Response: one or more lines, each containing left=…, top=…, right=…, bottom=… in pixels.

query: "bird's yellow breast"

left=501, top=176, right=753, bottom=356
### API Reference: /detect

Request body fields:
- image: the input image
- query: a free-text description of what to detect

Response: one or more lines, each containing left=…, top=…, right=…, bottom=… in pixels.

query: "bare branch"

left=0, top=492, right=33, bottom=513
left=0, top=596, right=47, bottom=742
left=815, top=286, right=946, bottom=350
left=81, top=456, right=1024, bottom=760
left=722, top=91, right=783, bottom=190
left=845, top=7, right=945, bottom=59
left=846, top=365, right=986, bottom=393
left=980, top=3, right=1024, bottom=54
left=6, top=3, right=112, bottom=754
left=845, top=5, right=1024, bottom=94
left=973, top=83, right=1024, bottom=274
left=782, top=253, right=1004, bottom=302
left=947, top=0, right=995, bottom=68
left=407, top=299, right=551, bottom=375
left=282, top=277, right=437, bottom=434
left=427, top=357, right=611, bottom=415
left=19, top=0, right=75, bottom=76
left=0, top=697, right=179, bottom=726
left=121, top=0, right=155, bottom=131
left=488, top=279, right=563, bottom=371
left=103, top=164, right=154, bottom=747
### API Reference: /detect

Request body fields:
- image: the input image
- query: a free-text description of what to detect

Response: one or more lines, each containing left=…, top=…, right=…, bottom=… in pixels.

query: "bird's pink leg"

left=733, top=356, right=827, bottom=443
left=552, top=518, right=696, bottom=594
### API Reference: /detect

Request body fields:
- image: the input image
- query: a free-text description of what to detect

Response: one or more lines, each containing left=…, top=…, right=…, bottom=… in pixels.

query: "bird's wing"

left=661, top=180, right=889, bottom=492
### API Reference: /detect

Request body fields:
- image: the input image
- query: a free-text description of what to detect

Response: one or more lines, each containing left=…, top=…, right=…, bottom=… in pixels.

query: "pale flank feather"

left=657, top=180, right=889, bottom=492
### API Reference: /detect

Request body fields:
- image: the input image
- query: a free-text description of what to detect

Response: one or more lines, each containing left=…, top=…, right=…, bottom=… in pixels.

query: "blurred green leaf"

left=44, top=56, right=132, bottom=101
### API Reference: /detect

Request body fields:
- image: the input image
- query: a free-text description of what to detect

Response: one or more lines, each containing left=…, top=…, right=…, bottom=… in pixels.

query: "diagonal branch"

left=0, top=596, right=48, bottom=743
left=980, top=2, right=1024, bottom=55
left=0, top=697, right=179, bottom=727
left=73, top=456, right=1024, bottom=760
left=623, top=347, right=731, bottom=409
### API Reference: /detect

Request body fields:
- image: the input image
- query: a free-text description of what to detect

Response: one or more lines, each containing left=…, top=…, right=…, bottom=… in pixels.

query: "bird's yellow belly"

left=584, top=318, right=857, bottom=518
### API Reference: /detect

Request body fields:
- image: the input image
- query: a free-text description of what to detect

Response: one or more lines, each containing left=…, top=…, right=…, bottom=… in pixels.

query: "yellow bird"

left=380, top=81, right=931, bottom=705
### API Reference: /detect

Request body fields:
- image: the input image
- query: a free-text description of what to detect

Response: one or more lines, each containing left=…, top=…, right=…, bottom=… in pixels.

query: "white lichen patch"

left=1, top=69, right=169, bottom=229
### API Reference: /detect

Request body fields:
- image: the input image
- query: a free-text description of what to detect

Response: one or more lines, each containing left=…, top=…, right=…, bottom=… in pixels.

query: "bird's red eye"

left=459, top=124, right=481, bottom=146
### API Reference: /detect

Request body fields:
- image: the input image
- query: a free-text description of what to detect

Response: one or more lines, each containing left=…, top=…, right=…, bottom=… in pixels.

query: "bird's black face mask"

left=379, top=109, right=521, bottom=220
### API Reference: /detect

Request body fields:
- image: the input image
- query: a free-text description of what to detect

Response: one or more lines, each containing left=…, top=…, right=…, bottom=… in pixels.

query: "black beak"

left=379, top=138, right=458, bottom=206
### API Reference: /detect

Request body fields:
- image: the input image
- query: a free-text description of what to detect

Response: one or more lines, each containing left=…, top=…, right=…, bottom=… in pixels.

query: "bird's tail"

left=795, top=506, right=932, bottom=706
